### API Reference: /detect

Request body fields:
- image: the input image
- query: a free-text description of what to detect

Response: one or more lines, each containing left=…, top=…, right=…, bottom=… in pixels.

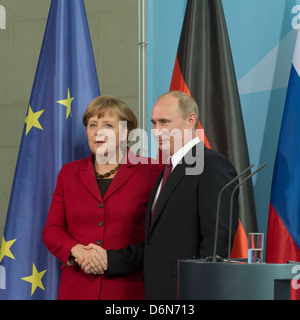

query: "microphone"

left=226, top=163, right=266, bottom=262
left=207, top=164, right=255, bottom=263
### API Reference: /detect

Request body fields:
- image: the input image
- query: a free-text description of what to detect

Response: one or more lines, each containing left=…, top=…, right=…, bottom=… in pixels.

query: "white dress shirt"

left=152, top=137, right=200, bottom=211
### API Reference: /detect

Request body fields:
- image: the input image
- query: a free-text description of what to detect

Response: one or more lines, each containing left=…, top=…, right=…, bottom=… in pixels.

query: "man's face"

left=150, top=95, right=191, bottom=156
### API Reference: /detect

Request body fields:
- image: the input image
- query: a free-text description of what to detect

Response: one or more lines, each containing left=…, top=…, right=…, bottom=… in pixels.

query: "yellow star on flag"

left=0, top=236, right=16, bottom=263
left=21, top=264, right=47, bottom=296
left=24, top=105, right=45, bottom=136
left=57, top=88, right=74, bottom=119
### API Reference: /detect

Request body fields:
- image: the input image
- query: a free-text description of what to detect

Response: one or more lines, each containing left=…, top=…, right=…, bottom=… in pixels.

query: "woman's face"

left=86, top=111, right=127, bottom=164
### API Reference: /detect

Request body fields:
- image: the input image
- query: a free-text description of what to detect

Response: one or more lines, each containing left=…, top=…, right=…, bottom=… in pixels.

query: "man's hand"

left=71, top=243, right=108, bottom=274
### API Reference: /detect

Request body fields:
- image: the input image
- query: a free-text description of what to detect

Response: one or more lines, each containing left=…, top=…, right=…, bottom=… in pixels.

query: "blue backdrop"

left=147, top=0, right=300, bottom=237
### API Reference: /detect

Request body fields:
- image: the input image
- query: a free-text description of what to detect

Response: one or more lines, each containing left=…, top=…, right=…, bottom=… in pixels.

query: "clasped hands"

left=71, top=243, right=107, bottom=275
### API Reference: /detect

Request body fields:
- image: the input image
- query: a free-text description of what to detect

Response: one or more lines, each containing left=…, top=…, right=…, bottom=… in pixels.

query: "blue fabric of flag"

left=0, top=0, right=100, bottom=299
left=270, top=64, right=300, bottom=251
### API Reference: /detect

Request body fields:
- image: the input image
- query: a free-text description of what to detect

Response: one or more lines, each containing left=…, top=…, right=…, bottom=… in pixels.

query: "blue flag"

left=0, top=0, right=100, bottom=299
left=266, top=31, right=300, bottom=261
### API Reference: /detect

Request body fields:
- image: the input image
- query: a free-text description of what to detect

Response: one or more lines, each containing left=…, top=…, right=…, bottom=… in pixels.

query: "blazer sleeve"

left=42, top=165, right=79, bottom=266
left=197, top=152, right=239, bottom=259
left=106, top=242, right=144, bottom=277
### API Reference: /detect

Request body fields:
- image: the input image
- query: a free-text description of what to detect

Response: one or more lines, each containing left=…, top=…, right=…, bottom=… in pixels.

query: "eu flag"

left=0, top=0, right=100, bottom=299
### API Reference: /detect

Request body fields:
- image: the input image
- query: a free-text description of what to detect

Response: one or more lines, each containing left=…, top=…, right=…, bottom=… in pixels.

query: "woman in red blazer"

left=42, top=96, right=161, bottom=300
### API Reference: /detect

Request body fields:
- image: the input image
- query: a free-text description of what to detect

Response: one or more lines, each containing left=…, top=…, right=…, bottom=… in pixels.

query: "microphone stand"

left=226, top=163, right=266, bottom=263
left=209, top=164, right=254, bottom=263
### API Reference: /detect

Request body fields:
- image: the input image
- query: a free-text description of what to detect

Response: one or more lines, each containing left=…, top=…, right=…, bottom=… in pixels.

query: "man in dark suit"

left=102, top=91, right=239, bottom=300
left=143, top=91, right=239, bottom=299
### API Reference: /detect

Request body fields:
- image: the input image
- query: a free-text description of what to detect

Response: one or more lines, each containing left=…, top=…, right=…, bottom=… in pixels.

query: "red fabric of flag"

left=169, top=0, right=258, bottom=258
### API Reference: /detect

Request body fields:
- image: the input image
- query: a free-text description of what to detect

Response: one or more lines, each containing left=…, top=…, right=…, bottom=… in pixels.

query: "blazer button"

left=98, top=203, right=104, bottom=208
left=146, top=239, right=152, bottom=245
left=97, top=240, right=102, bottom=245
left=98, top=221, right=104, bottom=227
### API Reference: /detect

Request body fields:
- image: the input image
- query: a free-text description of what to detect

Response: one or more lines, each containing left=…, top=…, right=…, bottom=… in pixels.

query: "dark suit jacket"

left=107, top=143, right=239, bottom=300
left=143, top=142, right=239, bottom=299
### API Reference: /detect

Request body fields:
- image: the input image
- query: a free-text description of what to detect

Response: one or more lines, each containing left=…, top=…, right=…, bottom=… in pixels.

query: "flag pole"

left=138, top=0, right=148, bottom=156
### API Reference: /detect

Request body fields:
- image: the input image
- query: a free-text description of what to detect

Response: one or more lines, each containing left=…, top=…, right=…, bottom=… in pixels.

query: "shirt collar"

left=170, top=137, right=200, bottom=169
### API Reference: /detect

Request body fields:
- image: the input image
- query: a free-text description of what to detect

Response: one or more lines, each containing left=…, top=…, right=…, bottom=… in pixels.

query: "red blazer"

left=42, top=148, right=161, bottom=300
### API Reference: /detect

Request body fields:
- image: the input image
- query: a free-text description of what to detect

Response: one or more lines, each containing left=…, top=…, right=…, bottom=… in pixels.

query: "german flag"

left=170, top=0, right=258, bottom=258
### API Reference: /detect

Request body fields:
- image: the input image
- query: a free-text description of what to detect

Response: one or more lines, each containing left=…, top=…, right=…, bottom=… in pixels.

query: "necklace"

left=94, top=163, right=120, bottom=179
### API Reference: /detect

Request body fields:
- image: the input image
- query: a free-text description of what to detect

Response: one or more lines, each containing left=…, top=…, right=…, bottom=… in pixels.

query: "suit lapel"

left=102, top=148, right=136, bottom=200
left=145, top=170, right=163, bottom=232
left=79, top=149, right=139, bottom=202
left=79, top=154, right=102, bottom=202
left=148, top=142, right=204, bottom=232
left=149, top=164, right=186, bottom=230
left=103, top=163, right=134, bottom=200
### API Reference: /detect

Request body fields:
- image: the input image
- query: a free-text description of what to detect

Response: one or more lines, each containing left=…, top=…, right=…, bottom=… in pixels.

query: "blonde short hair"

left=82, top=95, right=137, bottom=136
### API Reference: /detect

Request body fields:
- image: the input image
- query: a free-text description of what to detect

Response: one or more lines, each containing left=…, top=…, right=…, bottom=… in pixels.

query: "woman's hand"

left=71, top=243, right=108, bottom=274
